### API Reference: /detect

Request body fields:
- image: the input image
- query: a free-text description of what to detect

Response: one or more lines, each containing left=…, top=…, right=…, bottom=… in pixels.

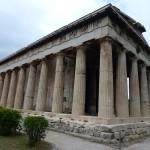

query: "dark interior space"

left=112, top=46, right=118, bottom=117
left=85, top=44, right=100, bottom=116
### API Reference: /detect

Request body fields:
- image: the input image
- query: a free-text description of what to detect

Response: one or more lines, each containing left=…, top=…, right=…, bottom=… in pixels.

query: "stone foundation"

left=22, top=110, right=150, bottom=144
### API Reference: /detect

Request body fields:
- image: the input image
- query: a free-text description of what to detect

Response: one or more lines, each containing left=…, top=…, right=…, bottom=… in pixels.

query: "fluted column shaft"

left=72, top=46, right=86, bottom=116
left=148, top=71, right=150, bottom=110
left=1, top=72, right=10, bottom=107
left=98, top=40, right=114, bottom=118
left=36, top=59, right=48, bottom=111
left=24, top=64, right=36, bottom=110
left=0, top=74, right=4, bottom=102
left=129, top=58, right=141, bottom=117
left=7, top=70, right=17, bottom=108
left=116, top=49, right=129, bottom=117
left=52, top=54, right=64, bottom=113
left=14, top=67, right=26, bottom=109
left=140, top=64, right=149, bottom=117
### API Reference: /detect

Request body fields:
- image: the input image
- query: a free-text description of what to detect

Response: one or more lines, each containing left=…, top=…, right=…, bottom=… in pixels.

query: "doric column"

left=36, top=59, right=48, bottom=111
left=14, top=67, right=26, bottom=109
left=23, top=63, right=36, bottom=110
left=0, top=73, right=4, bottom=101
left=116, top=48, right=129, bottom=117
left=52, top=53, right=64, bottom=113
left=148, top=70, right=150, bottom=109
left=7, top=70, right=17, bottom=108
left=129, top=58, right=141, bottom=117
left=1, top=72, right=10, bottom=107
left=98, top=39, right=114, bottom=118
left=72, top=45, right=86, bottom=116
left=140, top=64, right=149, bottom=117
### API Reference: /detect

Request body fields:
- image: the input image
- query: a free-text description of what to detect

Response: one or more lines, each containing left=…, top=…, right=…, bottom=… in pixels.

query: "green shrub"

left=0, top=108, right=22, bottom=135
left=24, top=116, right=49, bottom=146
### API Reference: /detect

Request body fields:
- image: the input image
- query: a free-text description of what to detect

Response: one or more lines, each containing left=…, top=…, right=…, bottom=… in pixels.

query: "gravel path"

left=45, top=130, right=115, bottom=150
left=124, top=137, right=150, bottom=150
left=45, top=130, right=150, bottom=150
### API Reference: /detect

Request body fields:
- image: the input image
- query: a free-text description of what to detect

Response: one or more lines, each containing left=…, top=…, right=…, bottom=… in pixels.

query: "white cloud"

left=0, top=0, right=149, bottom=59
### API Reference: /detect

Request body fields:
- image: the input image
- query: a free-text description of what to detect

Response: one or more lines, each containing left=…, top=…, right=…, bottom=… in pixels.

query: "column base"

left=19, top=109, right=150, bottom=125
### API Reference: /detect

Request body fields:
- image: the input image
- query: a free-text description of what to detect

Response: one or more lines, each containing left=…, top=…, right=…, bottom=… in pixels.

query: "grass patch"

left=0, top=133, right=51, bottom=150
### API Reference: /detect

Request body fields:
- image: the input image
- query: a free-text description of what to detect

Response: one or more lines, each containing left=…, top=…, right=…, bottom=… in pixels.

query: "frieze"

left=15, top=57, right=18, bottom=63
left=52, top=38, right=60, bottom=46
left=111, top=21, right=117, bottom=29
left=110, top=18, right=144, bottom=54
left=60, top=35, right=66, bottom=43
left=69, top=30, right=78, bottom=39
left=0, top=16, right=149, bottom=72
left=80, top=25, right=89, bottom=33
left=32, top=48, right=38, bottom=55
left=38, top=45, right=46, bottom=52
left=93, top=19, right=102, bottom=28
left=22, top=54, right=27, bottom=59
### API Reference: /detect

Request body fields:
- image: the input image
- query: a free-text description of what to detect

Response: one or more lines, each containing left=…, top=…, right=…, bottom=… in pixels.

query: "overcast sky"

left=0, top=0, right=150, bottom=60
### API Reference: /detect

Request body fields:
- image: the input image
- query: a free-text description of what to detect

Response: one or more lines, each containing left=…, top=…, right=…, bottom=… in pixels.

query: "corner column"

left=23, top=63, right=36, bottom=110
left=0, top=73, right=4, bottom=102
left=98, top=39, right=114, bottom=118
left=148, top=70, right=150, bottom=110
left=116, top=48, right=129, bottom=117
left=129, top=58, right=141, bottom=117
left=140, top=64, right=149, bottom=117
left=36, top=59, right=48, bottom=111
left=1, top=72, right=10, bottom=107
left=14, top=67, right=26, bottom=109
left=7, top=69, right=17, bottom=108
left=52, top=53, right=64, bottom=113
left=72, top=46, right=86, bottom=116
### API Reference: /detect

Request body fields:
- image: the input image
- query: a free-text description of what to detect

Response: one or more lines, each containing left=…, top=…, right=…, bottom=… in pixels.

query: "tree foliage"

left=24, top=116, right=49, bottom=146
left=0, top=107, right=22, bottom=135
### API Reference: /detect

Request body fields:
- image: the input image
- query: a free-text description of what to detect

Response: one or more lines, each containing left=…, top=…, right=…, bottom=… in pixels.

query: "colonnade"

left=0, top=38, right=150, bottom=119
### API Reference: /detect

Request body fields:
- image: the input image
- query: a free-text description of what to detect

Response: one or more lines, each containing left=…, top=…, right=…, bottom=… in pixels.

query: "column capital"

left=0, top=72, right=5, bottom=76
left=41, top=57, right=49, bottom=63
left=5, top=70, right=11, bottom=76
left=28, top=62, right=37, bottom=67
left=117, top=47, right=127, bottom=53
left=147, top=67, right=150, bottom=73
left=130, top=56, right=139, bottom=61
left=76, top=44, right=88, bottom=51
left=8, top=67, right=19, bottom=73
left=13, top=67, right=20, bottom=72
left=56, top=52, right=65, bottom=57
left=99, top=37, right=113, bottom=44
left=19, top=63, right=28, bottom=69
left=140, top=63, right=147, bottom=69
left=31, top=59, right=40, bottom=66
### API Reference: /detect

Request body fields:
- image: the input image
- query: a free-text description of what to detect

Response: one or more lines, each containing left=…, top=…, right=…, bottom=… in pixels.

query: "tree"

left=24, top=116, right=49, bottom=146
left=0, top=107, right=22, bottom=135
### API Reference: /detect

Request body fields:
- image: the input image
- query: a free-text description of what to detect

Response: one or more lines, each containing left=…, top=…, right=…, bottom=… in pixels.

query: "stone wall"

left=48, top=118, right=150, bottom=144
left=22, top=111, right=150, bottom=145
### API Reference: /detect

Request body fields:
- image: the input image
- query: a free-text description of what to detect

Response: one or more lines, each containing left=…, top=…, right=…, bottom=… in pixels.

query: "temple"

left=0, top=4, right=150, bottom=143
